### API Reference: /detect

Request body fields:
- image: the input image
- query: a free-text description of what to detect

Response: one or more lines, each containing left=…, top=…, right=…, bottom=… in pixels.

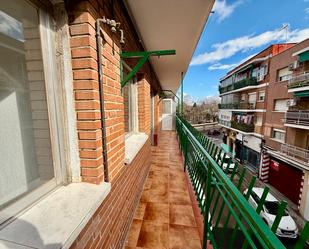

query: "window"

left=241, top=94, right=246, bottom=102
left=0, top=0, right=60, bottom=223
left=123, top=77, right=138, bottom=134
left=248, top=92, right=257, bottom=103
left=277, top=67, right=292, bottom=82
left=272, top=129, right=285, bottom=142
left=258, top=91, right=265, bottom=102
left=274, top=99, right=289, bottom=112
left=255, top=115, right=262, bottom=126
left=163, top=99, right=172, bottom=114
left=242, top=146, right=260, bottom=170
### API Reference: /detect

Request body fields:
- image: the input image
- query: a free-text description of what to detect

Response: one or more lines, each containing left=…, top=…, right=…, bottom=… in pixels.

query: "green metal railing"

left=176, top=114, right=309, bottom=249
left=231, top=120, right=255, bottom=133
left=219, top=77, right=258, bottom=94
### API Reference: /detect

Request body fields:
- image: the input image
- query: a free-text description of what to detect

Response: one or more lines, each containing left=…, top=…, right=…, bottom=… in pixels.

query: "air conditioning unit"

left=286, top=99, right=297, bottom=107
left=289, top=61, right=299, bottom=71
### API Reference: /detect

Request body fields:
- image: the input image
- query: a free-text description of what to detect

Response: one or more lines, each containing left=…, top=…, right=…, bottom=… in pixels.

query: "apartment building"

left=218, top=44, right=294, bottom=171
left=0, top=0, right=214, bottom=248
left=261, top=38, right=309, bottom=220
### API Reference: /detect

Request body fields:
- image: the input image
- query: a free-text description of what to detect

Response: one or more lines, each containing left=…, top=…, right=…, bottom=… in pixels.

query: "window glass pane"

left=248, top=93, right=256, bottom=102
left=272, top=130, right=285, bottom=141
left=277, top=67, right=292, bottom=81
left=258, top=91, right=265, bottom=101
left=274, top=99, right=288, bottom=111
left=0, top=0, right=54, bottom=209
left=163, top=99, right=172, bottom=114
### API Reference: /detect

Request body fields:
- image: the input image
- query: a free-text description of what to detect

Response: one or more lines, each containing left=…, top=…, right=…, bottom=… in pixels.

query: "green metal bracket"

left=120, top=50, right=176, bottom=88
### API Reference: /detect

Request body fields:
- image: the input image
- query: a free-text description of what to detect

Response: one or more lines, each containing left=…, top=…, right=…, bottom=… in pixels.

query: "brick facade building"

left=262, top=39, right=309, bottom=220
left=219, top=39, right=309, bottom=221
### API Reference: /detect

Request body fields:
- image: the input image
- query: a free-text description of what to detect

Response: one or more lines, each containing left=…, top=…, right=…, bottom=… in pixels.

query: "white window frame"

left=273, top=99, right=289, bottom=112
left=162, top=99, right=173, bottom=115
left=248, top=92, right=257, bottom=103
left=258, top=91, right=265, bottom=102
left=271, top=128, right=286, bottom=143
left=255, top=115, right=263, bottom=126
left=277, top=67, right=292, bottom=82
left=124, top=77, right=139, bottom=138
left=0, top=6, right=65, bottom=226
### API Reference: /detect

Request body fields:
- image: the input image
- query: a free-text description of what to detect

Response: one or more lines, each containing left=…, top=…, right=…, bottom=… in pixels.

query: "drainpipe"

left=96, top=19, right=109, bottom=182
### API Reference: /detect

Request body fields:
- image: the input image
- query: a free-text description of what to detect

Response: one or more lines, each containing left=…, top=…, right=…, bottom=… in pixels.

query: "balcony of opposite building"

left=280, top=143, right=309, bottom=165
left=219, top=101, right=256, bottom=110
left=288, top=71, right=309, bottom=92
left=219, top=77, right=258, bottom=94
left=285, top=110, right=309, bottom=129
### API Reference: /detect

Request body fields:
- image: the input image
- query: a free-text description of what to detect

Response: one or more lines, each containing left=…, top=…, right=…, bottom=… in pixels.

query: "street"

left=201, top=128, right=309, bottom=248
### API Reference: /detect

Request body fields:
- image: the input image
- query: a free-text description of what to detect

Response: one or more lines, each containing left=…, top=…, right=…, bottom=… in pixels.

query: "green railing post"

left=202, top=165, right=212, bottom=249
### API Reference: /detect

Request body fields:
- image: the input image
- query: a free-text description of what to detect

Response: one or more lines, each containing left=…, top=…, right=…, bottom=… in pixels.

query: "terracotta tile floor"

left=125, top=131, right=202, bottom=249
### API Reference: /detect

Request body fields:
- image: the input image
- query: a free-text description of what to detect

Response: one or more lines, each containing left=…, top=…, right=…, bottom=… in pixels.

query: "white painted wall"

left=236, top=133, right=261, bottom=153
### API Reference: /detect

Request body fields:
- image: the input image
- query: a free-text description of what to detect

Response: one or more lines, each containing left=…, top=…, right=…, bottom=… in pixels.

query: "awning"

left=294, top=90, right=309, bottom=97
left=124, top=0, right=215, bottom=93
left=299, top=50, right=309, bottom=62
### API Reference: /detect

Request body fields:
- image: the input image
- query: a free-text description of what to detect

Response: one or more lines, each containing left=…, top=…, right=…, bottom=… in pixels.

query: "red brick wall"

left=66, top=0, right=163, bottom=248
left=70, top=140, right=151, bottom=249
left=264, top=39, right=309, bottom=149
left=68, top=0, right=161, bottom=183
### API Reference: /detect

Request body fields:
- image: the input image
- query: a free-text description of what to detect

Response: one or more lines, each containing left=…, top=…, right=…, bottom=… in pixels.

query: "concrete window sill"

left=125, top=133, right=148, bottom=164
left=0, top=182, right=111, bottom=249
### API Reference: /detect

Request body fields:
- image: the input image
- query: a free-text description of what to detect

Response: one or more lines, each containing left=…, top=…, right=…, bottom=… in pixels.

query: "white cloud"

left=207, top=53, right=256, bottom=71
left=213, top=0, right=243, bottom=22
left=190, top=26, right=309, bottom=66
left=208, top=63, right=237, bottom=71
left=305, top=7, right=309, bottom=14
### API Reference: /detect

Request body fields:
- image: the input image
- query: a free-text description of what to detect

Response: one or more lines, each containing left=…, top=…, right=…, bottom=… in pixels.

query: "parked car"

left=207, top=129, right=220, bottom=135
left=215, top=152, right=235, bottom=173
left=244, top=187, right=298, bottom=239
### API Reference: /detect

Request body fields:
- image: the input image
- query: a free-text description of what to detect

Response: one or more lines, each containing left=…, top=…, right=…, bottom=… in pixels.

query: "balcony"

left=281, top=144, right=309, bottom=165
left=219, top=119, right=231, bottom=127
left=288, top=71, right=309, bottom=91
left=231, top=120, right=255, bottom=132
left=219, top=102, right=256, bottom=110
left=285, top=110, right=309, bottom=127
left=127, top=116, right=309, bottom=248
left=219, top=77, right=258, bottom=94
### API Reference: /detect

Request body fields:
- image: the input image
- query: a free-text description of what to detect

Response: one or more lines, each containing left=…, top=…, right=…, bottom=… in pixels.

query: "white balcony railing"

left=288, top=71, right=309, bottom=89
left=285, top=110, right=309, bottom=126
left=281, top=143, right=309, bottom=164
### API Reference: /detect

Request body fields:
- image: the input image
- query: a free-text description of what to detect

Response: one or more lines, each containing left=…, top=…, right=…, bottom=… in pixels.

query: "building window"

left=242, top=146, right=260, bottom=171
left=248, top=92, right=257, bottom=103
left=0, top=0, right=60, bottom=223
left=277, top=67, right=292, bottom=82
left=163, top=99, right=172, bottom=114
left=274, top=99, right=289, bottom=112
left=255, top=115, right=262, bottom=126
left=272, top=129, right=285, bottom=142
left=123, top=77, right=138, bottom=134
left=258, top=91, right=265, bottom=102
left=241, top=94, right=246, bottom=102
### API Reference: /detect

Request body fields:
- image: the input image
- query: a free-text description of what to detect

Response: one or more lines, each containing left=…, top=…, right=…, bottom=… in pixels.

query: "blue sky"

left=183, top=0, right=309, bottom=102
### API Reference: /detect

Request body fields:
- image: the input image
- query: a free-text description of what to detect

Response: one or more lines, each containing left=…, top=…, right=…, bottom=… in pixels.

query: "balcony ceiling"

left=125, top=0, right=214, bottom=93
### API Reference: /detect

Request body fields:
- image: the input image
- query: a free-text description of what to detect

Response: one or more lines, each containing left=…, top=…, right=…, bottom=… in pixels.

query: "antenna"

left=281, top=23, right=289, bottom=44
